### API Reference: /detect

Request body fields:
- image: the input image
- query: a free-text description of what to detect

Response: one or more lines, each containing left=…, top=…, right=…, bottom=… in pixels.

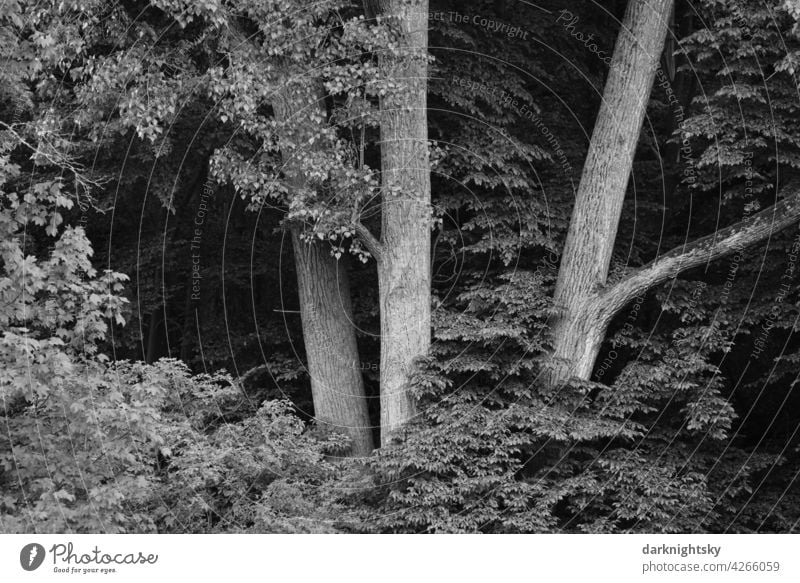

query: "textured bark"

left=596, top=184, right=800, bottom=327
left=547, top=0, right=675, bottom=385
left=219, top=19, right=373, bottom=454
left=546, top=183, right=800, bottom=384
left=545, top=1, right=800, bottom=387
left=274, top=84, right=374, bottom=456
left=367, top=0, right=432, bottom=445
left=363, top=0, right=391, bottom=19
left=290, top=228, right=374, bottom=455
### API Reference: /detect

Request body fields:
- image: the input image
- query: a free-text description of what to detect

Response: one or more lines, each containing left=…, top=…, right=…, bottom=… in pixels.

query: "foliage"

left=2, top=0, right=800, bottom=535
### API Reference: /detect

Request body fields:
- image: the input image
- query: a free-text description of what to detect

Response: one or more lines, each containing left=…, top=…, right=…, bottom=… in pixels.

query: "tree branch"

left=597, top=183, right=800, bottom=321
left=0, top=120, right=103, bottom=190
left=353, top=220, right=384, bottom=264
left=238, top=364, right=269, bottom=388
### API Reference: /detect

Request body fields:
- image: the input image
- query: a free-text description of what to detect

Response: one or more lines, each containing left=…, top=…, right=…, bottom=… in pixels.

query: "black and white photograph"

left=1, top=0, right=800, bottom=579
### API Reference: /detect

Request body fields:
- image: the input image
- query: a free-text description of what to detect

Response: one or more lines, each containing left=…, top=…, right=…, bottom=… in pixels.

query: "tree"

left=121, top=2, right=380, bottom=454
left=359, top=0, right=433, bottom=445
left=272, top=79, right=375, bottom=455
left=546, top=0, right=800, bottom=386
left=7, top=0, right=800, bottom=535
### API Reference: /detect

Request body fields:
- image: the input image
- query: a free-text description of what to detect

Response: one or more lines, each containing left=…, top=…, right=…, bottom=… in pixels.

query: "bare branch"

left=597, top=182, right=800, bottom=322
left=238, top=364, right=269, bottom=387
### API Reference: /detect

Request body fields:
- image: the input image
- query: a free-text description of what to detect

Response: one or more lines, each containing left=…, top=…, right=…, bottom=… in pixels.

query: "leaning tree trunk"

left=546, top=0, right=800, bottom=388
left=547, top=0, right=675, bottom=385
left=274, top=85, right=374, bottom=456
left=290, top=228, right=374, bottom=455
left=364, top=0, right=432, bottom=446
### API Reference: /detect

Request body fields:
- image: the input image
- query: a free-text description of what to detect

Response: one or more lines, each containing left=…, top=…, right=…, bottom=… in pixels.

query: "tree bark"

left=363, top=0, right=391, bottom=20
left=362, top=0, right=432, bottom=446
left=290, top=228, right=375, bottom=456
left=544, top=0, right=800, bottom=386
left=547, top=0, right=675, bottom=385
left=545, top=183, right=800, bottom=386
left=596, top=184, right=800, bottom=327
left=274, top=84, right=374, bottom=456
left=221, top=17, right=374, bottom=454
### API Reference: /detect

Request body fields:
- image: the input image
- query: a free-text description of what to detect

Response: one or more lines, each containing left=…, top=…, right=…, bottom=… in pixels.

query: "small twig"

left=0, top=120, right=102, bottom=190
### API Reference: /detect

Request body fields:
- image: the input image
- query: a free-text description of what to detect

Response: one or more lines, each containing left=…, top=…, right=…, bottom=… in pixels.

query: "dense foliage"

left=2, top=0, right=800, bottom=533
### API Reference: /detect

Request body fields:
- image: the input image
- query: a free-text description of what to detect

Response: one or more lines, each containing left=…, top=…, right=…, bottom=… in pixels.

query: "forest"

left=2, top=0, right=800, bottom=534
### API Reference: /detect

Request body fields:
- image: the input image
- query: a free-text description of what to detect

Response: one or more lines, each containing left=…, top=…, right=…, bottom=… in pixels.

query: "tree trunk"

left=547, top=0, right=675, bottom=385
left=274, top=85, right=374, bottom=456
left=291, top=228, right=374, bottom=455
left=367, top=0, right=432, bottom=445
left=145, top=307, right=162, bottom=363
left=546, top=0, right=800, bottom=388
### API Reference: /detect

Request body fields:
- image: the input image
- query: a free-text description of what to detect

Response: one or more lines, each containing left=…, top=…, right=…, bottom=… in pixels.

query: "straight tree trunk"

left=547, top=0, right=675, bottom=385
left=364, top=0, right=432, bottom=445
left=274, top=85, right=374, bottom=456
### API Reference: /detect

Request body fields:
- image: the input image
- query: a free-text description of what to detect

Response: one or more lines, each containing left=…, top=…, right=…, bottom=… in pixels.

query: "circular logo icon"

left=20, top=543, right=46, bottom=571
